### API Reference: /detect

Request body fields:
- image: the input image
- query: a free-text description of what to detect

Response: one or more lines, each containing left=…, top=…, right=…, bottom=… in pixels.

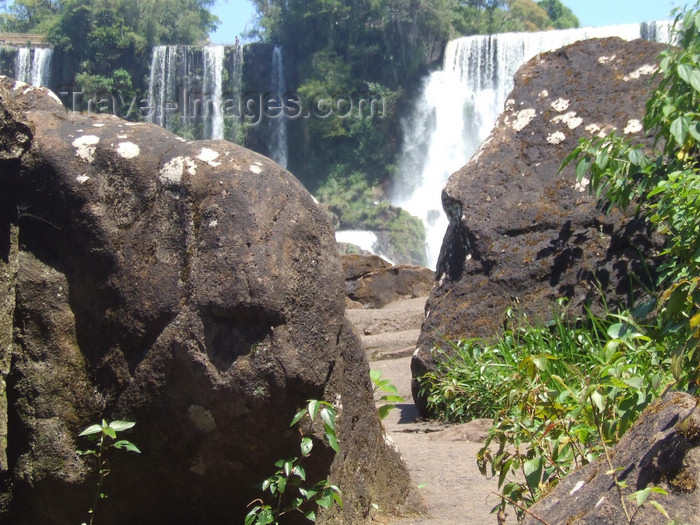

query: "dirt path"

left=347, top=298, right=516, bottom=525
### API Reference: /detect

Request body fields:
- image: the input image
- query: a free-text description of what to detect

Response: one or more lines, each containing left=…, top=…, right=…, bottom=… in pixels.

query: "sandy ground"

left=347, top=297, right=517, bottom=525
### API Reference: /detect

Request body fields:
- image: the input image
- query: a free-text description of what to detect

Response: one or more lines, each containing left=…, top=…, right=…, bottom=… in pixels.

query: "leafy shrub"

left=564, top=1, right=700, bottom=388
left=420, top=304, right=673, bottom=519
left=246, top=400, right=342, bottom=525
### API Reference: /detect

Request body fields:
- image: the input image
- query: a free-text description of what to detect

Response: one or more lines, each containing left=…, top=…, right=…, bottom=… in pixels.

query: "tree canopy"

left=1, top=0, right=218, bottom=101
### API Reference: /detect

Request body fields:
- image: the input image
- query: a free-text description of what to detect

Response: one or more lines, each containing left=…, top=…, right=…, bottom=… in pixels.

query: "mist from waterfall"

left=270, top=45, right=288, bottom=168
left=393, top=21, right=674, bottom=270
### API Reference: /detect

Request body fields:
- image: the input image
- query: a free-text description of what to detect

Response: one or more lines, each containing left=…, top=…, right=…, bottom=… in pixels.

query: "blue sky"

left=209, top=0, right=685, bottom=44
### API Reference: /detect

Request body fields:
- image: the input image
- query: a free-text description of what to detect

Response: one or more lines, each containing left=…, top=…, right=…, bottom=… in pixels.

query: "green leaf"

left=590, top=390, right=605, bottom=413
left=523, top=457, right=543, bottom=490
left=380, top=395, right=404, bottom=403
left=690, top=69, right=700, bottom=93
left=79, top=424, right=103, bottom=437
left=103, top=427, right=117, bottom=439
left=377, top=404, right=395, bottom=420
left=109, top=421, right=136, bottom=432
left=290, top=407, right=307, bottom=427
left=327, top=433, right=340, bottom=454
left=677, top=63, right=692, bottom=83
left=308, top=400, right=320, bottom=421
left=575, top=158, right=590, bottom=180
left=113, top=440, right=141, bottom=453
left=631, top=487, right=652, bottom=507
left=300, top=437, right=313, bottom=457
left=320, top=407, right=336, bottom=432
left=649, top=500, right=670, bottom=519
left=670, top=116, right=688, bottom=146
left=369, top=369, right=381, bottom=383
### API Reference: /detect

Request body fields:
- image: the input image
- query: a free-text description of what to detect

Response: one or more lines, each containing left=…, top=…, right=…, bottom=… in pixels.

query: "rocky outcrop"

left=342, top=254, right=434, bottom=308
left=0, top=77, right=423, bottom=524
left=522, top=392, right=700, bottom=525
left=412, top=37, right=668, bottom=413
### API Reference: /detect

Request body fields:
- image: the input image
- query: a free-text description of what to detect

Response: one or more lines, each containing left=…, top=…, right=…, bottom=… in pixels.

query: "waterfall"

left=147, top=44, right=242, bottom=141
left=203, top=45, right=225, bottom=140
left=269, top=45, right=288, bottom=168
left=15, top=47, right=30, bottom=84
left=13, top=47, right=53, bottom=86
left=393, top=21, right=674, bottom=270
left=31, top=47, right=53, bottom=87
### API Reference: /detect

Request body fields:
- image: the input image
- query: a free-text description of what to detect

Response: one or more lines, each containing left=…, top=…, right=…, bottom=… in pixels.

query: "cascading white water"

left=148, top=45, right=169, bottom=128
left=14, top=47, right=53, bottom=86
left=30, top=47, right=53, bottom=87
left=147, top=45, right=241, bottom=140
left=15, top=47, right=30, bottom=84
left=203, top=45, right=225, bottom=140
left=393, top=21, right=674, bottom=270
left=270, top=45, right=288, bottom=168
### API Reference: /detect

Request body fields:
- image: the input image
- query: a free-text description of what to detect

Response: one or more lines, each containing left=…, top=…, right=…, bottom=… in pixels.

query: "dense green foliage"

left=0, top=0, right=218, bottom=105
left=247, top=0, right=577, bottom=261
left=565, top=3, right=700, bottom=387
left=420, top=2, right=700, bottom=519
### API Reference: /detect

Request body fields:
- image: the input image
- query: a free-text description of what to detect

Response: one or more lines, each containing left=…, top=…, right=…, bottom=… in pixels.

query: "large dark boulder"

left=412, top=37, right=668, bottom=413
left=0, top=77, right=423, bottom=524
left=522, top=392, right=700, bottom=525
left=342, top=254, right=434, bottom=308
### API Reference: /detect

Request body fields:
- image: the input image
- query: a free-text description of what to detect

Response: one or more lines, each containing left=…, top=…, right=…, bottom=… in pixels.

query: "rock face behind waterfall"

left=0, top=78, right=423, bottom=524
left=412, top=37, right=668, bottom=413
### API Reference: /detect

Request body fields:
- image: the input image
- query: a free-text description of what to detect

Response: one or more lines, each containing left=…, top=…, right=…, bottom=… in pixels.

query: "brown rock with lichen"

left=522, top=392, right=700, bottom=525
left=413, top=37, right=668, bottom=414
left=0, top=78, right=424, bottom=524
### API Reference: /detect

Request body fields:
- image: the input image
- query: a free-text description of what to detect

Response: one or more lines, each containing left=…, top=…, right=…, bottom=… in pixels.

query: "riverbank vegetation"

left=418, top=2, right=700, bottom=518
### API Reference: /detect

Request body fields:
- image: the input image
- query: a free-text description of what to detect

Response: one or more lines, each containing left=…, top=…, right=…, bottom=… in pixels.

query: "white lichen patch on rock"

left=76, top=174, right=90, bottom=184
left=624, top=64, right=657, bottom=81
left=159, top=156, right=195, bottom=186
left=623, top=119, right=643, bottom=134
left=208, top=219, right=218, bottom=228
left=116, top=141, right=140, bottom=159
left=547, top=131, right=566, bottom=145
left=513, top=108, right=537, bottom=131
left=45, top=89, right=63, bottom=106
left=551, top=111, right=583, bottom=129
left=505, top=99, right=516, bottom=111
left=72, top=135, right=100, bottom=163
left=117, top=134, right=128, bottom=139
left=538, top=89, right=549, bottom=99
left=249, top=164, right=262, bottom=174
left=585, top=123, right=602, bottom=135
left=188, top=405, right=216, bottom=433
left=598, top=55, right=616, bottom=64
left=551, top=98, right=570, bottom=112
left=197, top=147, right=221, bottom=167
left=93, top=123, right=105, bottom=128
left=575, top=176, right=590, bottom=192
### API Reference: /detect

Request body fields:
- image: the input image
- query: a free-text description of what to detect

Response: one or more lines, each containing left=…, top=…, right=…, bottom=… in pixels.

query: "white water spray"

left=203, top=46, right=225, bottom=140
left=393, top=22, right=673, bottom=270
left=270, top=45, right=288, bottom=168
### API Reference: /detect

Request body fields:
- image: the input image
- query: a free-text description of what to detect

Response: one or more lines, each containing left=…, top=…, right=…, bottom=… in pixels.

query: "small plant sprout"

left=245, top=400, right=342, bottom=525
left=78, top=420, right=141, bottom=525
left=370, top=369, right=405, bottom=420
